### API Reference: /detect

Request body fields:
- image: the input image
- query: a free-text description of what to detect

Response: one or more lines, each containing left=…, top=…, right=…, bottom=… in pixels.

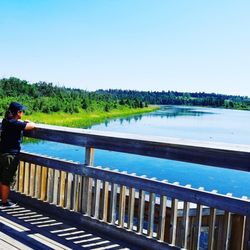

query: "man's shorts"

left=0, top=153, right=19, bottom=186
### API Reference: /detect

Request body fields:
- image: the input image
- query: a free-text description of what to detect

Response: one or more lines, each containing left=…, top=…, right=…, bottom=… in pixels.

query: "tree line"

left=1, top=78, right=249, bottom=117
left=0, top=78, right=147, bottom=116
left=96, top=89, right=250, bottom=110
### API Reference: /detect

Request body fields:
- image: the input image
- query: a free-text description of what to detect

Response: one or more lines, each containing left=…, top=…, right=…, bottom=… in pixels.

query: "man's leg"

left=1, top=184, right=10, bottom=203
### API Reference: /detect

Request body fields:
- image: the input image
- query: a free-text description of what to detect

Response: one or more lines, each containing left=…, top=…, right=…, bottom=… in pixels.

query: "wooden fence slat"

left=29, top=163, right=36, bottom=197
left=65, top=172, right=73, bottom=209
left=35, top=165, right=42, bottom=199
left=94, top=179, right=101, bottom=219
left=72, top=174, right=79, bottom=211
left=40, top=166, right=48, bottom=201
left=101, top=180, right=109, bottom=222
left=110, top=183, right=118, bottom=225
left=23, top=162, right=30, bottom=195
left=170, top=198, right=178, bottom=245
left=118, top=185, right=126, bottom=228
left=128, top=187, right=135, bottom=231
left=148, top=192, right=156, bottom=237
left=86, top=177, right=93, bottom=216
left=52, top=169, right=60, bottom=205
left=181, top=201, right=190, bottom=249
left=18, top=161, right=25, bottom=193
left=59, top=171, right=66, bottom=207
left=192, top=204, right=203, bottom=250
left=223, top=211, right=232, bottom=250
left=74, top=175, right=81, bottom=212
left=157, top=195, right=167, bottom=241
left=208, top=207, right=216, bottom=250
left=46, top=168, right=54, bottom=203
left=137, top=190, right=145, bottom=234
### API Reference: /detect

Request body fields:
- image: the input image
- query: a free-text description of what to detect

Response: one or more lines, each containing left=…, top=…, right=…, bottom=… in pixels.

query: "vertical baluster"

left=86, top=177, right=93, bottom=216
left=118, top=185, right=126, bottom=228
left=181, top=201, right=190, bottom=249
left=66, top=172, right=73, bottom=209
left=110, top=182, right=118, bottom=224
left=223, top=211, right=232, bottom=250
left=40, top=166, right=48, bottom=201
left=23, top=162, right=30, bottom=195
left=223, top=193, right=233, bottom=250
left=157, top=195, right=167, bottom=241
left=208, top=190, right=218, bottom=250
left=18, top=161, right=25, bottom=193
left=35, top=165, right=41, bottom=199
left=148, top=192, right=156, bottom=237
left=71, top=174, right=78, bottom=211
left=192, top=204, right=203, bottom=250
left=29, top=163, right=36, bottom=197
left=240, top=196, right=249, bottom=250
left=137, top=189, right=145, bottom=234
left=239, top=216, right=247, bottom=250
left=81, top=175, right=88, bottom=213
left=59, top=171, right=66, bottom=207
left=46, top=168, right=54, bottom=203
left=208, top=207, right=217, bottom=250
left=84, top=147, right=95, bottom=216
left=170, top=198, right=178, bottom=245
left=79, top=175, right=85, bottom=213
left=74, top=175, right=81, bottom=212
left=101, top=180, right=109, bottom=222
left=128, top=186, right=135, bottom=230
left=94, top=178, right=101, bottom=219
left=52, top=169, right=60, bottom=205
left=157, top=179, right=168, bottom=241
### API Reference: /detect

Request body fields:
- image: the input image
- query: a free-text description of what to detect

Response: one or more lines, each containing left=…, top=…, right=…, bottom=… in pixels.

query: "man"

left=0, top=102, right=35, bottom=208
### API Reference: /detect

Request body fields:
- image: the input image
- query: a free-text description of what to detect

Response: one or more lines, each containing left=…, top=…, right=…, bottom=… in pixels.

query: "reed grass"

left=24, top=106, right=158, bottom=128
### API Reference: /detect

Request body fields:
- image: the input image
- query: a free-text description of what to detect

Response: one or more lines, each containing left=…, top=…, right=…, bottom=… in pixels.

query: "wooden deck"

left=0, top=200, right=131, bottom=250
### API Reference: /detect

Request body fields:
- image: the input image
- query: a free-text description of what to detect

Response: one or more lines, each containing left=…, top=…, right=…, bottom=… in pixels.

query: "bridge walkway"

left=0, top=200, right=132, bottom=250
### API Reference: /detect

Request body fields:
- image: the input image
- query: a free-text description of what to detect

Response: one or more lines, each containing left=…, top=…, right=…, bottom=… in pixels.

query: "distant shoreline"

left=24, top=105, right=159, bottom=128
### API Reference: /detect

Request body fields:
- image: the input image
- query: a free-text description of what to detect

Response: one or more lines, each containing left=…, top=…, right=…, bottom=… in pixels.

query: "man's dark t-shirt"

left=0, top=118, right=27, bottom=154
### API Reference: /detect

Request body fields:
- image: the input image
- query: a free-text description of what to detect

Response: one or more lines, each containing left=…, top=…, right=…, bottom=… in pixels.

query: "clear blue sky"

left=1, top=0, right=249, bottom=96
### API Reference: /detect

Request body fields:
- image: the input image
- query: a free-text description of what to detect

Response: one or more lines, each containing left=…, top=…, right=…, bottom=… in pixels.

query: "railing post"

left=82, top=147, right=94, bottom=215
left=85, top=147, right=95, bottom=166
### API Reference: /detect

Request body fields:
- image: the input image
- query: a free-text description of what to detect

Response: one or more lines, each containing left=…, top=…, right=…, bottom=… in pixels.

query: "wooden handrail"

left=23, top=123, right=250, bottom=171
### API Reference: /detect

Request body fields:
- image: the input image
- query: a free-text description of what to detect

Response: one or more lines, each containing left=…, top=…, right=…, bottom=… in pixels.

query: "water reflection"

left=146, top=106, right=215, bottom=118
left=101, top=106, right=215, bottom=127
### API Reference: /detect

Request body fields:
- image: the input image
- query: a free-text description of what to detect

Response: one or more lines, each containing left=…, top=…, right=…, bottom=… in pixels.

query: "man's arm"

left=24, top=121, right=36, bottom=130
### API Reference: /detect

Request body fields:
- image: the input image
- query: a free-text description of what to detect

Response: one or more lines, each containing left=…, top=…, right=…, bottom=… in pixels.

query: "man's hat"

left=9, top=102, right=27, bottom=113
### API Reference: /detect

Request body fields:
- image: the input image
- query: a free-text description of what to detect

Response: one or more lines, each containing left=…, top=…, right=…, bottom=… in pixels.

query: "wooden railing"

left=10, top=124, right=250, bottom=249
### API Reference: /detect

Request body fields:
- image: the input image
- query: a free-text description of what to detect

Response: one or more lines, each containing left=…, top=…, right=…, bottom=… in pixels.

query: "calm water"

left=23, top=106, right=250, bottom=197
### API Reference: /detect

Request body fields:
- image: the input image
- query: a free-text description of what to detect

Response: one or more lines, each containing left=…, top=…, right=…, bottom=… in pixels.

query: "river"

left=23, top=106, right=250, bottom=198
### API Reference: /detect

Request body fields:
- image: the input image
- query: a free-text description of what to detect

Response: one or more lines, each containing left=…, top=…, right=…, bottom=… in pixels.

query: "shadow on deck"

left=0, top=198, right=131, bottom=250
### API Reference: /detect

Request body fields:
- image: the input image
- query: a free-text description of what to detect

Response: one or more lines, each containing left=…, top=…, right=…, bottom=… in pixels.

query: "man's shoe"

left=0, top=201, right=17, bottom=209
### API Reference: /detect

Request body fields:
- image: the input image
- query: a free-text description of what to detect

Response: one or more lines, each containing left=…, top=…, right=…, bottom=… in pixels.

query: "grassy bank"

left=24, top=106, right=159, bottom=128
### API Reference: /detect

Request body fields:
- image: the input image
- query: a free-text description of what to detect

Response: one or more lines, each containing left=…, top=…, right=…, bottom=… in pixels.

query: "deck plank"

left=0, top=202, right=131, bottom=249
